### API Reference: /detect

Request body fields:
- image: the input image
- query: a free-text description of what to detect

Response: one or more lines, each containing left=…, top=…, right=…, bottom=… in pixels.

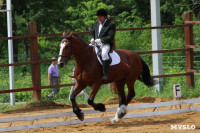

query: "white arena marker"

left=173, top=84, right=181, bottom=98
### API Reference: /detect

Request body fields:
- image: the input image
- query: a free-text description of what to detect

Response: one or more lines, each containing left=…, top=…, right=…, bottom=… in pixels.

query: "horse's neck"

left=73, top=38, right=95, bottom=67
left=73, top=38, right=89, bottom=53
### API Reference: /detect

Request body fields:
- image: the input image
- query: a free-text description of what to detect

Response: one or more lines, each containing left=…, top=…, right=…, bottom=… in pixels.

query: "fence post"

left=184, top=12, right=194, bottom=88
left=28, top=22, right=41, bottom=100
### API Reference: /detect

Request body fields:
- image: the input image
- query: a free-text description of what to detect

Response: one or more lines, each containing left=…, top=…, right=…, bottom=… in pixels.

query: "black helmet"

left=96, top=9, right=107, bottom=16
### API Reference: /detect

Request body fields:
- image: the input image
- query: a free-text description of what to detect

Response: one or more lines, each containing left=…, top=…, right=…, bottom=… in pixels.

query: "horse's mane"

left=63, top=32, right=88, bottom=45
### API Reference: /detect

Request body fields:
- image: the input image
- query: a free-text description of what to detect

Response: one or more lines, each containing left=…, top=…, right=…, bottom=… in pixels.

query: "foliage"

left=0, top=0, right=200, bottom=104
left=0, top=104, right=24, bottom=112
left=65, top=0, right=114, bottom=31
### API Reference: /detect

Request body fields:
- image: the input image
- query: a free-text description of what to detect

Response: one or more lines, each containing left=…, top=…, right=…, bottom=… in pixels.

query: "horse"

left=57, top=32, right=156, bottom=123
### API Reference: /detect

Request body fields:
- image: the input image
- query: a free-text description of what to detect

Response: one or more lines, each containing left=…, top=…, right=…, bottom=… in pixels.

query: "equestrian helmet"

left=96, top=9, right=107, bottom=17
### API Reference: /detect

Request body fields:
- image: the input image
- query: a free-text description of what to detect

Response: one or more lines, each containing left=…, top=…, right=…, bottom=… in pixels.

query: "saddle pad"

left=94, top=46, right=120, bottom=66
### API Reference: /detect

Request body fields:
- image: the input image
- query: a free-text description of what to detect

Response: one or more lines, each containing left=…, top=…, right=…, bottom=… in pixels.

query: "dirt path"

left=0, top=97, right=200, bottom=133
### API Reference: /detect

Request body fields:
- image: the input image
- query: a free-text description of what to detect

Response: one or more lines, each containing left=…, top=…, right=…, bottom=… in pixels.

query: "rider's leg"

left=101, top=44, right=110, bottom=80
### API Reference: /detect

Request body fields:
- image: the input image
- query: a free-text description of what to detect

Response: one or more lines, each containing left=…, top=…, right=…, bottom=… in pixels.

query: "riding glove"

left=90, top=38, right=95, bottom=45
left=95, top=39, right=102, bottom=46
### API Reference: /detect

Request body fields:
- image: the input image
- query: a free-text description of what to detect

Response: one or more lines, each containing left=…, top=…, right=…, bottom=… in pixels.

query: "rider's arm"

left=100, top=22, right=116, bottom=43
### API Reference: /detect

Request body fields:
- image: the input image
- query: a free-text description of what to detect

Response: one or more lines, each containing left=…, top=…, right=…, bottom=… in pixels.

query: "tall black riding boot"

left=102, top=60, right=110, bottom=80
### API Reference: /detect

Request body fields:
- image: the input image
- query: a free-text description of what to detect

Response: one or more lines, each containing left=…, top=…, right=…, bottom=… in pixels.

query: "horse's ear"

left=62, top=31, right=66, bottom=37
left=68, top=32, right=73, bottom=37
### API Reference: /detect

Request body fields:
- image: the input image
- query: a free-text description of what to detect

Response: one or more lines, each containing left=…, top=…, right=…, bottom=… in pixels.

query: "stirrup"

left=102, top=74, right=109, bottom=80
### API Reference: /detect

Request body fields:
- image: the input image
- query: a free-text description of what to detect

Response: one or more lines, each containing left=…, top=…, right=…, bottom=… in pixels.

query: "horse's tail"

left=138, top=57, right=157, bottom=87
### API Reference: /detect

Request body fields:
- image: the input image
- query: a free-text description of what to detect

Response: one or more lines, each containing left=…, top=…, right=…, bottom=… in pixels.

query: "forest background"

left=0, top=0, right=200, bottom=105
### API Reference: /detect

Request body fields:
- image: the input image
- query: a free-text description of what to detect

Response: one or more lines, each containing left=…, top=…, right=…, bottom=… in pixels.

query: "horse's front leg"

left=70, top=83, right=86, bottom=121
left=88, top=84, right=106, bottom=112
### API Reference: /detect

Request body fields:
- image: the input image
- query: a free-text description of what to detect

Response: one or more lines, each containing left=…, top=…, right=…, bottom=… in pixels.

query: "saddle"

left=94, top=45, right=120, bottom=66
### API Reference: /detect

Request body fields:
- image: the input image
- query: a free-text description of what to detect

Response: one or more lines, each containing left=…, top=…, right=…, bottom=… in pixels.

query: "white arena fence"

left=0, top=98, right=200, bottom=132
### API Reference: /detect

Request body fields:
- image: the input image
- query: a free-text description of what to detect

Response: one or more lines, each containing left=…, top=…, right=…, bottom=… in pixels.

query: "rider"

left=90, top=8, right=116, bottom=80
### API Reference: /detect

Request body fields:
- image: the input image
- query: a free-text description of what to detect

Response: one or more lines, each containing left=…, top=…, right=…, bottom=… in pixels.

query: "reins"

left=59, top=35, right=90, bottom=61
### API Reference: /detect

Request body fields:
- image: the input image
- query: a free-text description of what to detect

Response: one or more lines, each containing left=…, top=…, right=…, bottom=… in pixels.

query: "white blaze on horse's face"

left=57, top=42, right=66, bottom=65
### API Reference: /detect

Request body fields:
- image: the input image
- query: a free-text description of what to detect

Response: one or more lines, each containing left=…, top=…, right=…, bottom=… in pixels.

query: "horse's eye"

left=65, top=45, right=69, bottom=48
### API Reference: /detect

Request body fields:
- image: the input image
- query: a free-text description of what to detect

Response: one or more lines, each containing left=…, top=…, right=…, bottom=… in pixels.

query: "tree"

left=10, top=0, right=70, bottom=61
left=0, top=0, right=198, bottom=61
left=65, top=0, right=114, bottom=32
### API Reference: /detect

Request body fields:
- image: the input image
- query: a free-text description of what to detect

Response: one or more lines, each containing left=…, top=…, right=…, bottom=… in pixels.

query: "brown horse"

left=58, top=32, right=156, bottom=123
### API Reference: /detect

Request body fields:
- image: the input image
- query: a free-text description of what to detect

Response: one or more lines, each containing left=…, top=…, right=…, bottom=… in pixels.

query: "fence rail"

left=0, top=48, right=189, bottom=67
left=0, top=98, right=199, bottom=132
left=0, top=84, right=75, bottom=94
left=0, top=12, right=199, bottom=100
left=0, top=24, right=190, bottom=41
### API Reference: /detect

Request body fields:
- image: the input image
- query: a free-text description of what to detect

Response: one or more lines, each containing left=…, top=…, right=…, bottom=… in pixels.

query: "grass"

left=1, top=67, right=200, bottom=103
left=0, top=104, right=24, bottom=112
left=0, top=58, right=200, bottom=112
left=0, top=80, right=200, bottom=113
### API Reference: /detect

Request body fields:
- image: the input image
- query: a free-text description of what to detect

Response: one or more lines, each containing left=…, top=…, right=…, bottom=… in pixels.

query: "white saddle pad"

left=94, top=46, right=120, bottom=66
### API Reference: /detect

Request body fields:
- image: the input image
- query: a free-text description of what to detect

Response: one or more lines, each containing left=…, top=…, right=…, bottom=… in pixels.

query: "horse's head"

left=57, top=32, right=75, bottom=68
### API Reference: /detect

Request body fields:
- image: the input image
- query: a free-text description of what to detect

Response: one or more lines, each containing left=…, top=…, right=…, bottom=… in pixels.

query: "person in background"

left=48, top=57, right=61, bottom=100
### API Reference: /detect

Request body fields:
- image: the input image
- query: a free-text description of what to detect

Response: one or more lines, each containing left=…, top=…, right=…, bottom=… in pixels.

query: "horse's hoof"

left=96, top=103, right=106, bottom=112
left=110, top=117, right=120, bottom=124
left=77, top=111, right=84, bottom=121
left=74, top=109, right=84, bottom=121
left=117, top=104, right=127, bottom=118
left=118, top=112, right=126, bottom=119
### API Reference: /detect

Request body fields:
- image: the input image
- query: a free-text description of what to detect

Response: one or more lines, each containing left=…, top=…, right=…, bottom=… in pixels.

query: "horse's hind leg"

left=112, top=75, right=137, bottom=122
left=126, top=69, right=140, bottom=104
left=126, top=80, right=136, bottom=104
left=88, top=84, right=106, bottom=112
left=111, top=80, right=127, bottom=123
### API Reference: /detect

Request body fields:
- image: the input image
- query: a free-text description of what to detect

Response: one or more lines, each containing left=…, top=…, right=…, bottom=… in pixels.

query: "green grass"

left=0, top=104, right=24, bottom=112
left=1, top=64, right=200, bottom=103
left=0, top=79, right=200, bottom=113
left=0, top=57, right=200, bottom=113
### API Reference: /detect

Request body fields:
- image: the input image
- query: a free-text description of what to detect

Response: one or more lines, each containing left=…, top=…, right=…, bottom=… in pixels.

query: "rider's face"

left=97, top=16, right=106, bottom=24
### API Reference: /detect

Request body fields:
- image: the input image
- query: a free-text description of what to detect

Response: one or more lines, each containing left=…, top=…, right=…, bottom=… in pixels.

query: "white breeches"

left=95, top=44, right=110, bottom=61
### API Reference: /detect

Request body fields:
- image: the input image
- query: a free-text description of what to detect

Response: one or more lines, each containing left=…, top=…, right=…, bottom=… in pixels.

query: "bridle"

left=58, top=37, right=74, bottom=65
left=58, top=33, right=90, bottom=63
left=59, top=38, right=73, bottom=58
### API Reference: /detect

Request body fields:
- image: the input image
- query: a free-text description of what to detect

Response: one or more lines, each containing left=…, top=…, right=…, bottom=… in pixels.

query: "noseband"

left=59, top=38, right=74, bottom=60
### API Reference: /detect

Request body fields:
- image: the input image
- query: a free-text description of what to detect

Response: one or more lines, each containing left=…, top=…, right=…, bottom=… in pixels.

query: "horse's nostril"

left=59, top=63, right=64, bottom=68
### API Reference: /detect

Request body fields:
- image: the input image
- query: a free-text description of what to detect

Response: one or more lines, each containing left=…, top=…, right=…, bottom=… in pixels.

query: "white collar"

left=100, top=19, right=107, bottom=26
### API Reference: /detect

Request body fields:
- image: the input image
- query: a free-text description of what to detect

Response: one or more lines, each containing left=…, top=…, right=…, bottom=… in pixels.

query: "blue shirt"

left=48, top=64, right=59, bottom=77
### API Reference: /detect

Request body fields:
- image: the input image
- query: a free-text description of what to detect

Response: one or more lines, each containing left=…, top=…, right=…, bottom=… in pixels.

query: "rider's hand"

left=90, top=38, right=95, bottom=45
left=95, top=39, right=102, bottom=46
left=89, top=43, right=94, bottom=46
left=95, top=39, right=101, bottom=43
